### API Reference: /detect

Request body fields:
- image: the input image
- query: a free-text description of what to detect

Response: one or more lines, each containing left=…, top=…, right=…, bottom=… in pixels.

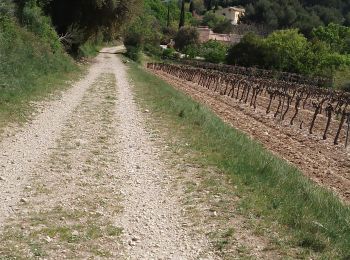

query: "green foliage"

left=161, top=26, right=177, bottom=45
left=174, top=26, right=199, bottom=50
left=213, top=19, right=233, bottom=34
left=124, top=16, right=161, bottom=47
left=219, top=0, right=350, bottom=35
left=183, top=44, right=200, bottom=58
left=28, top=0, right=143, bottom=52
left=125, top=46, right=142, bottom=62
left=200, top=40, right=228, bottom=63
left=312, top=23, right=350, bottom=54
left=334, top=67, right=350, bottom=91
left=226, top=33, right=268, bottom=67
left=264, top=29, right=309, bottom=73
left=124, top=26, right=143, bottom=48
left=144, top=44, right=163, bottom=58
left=227, top=28, right=350, bottom=77
left=123, top=4, right=164, bottom=60
left=202, top=12, right=223, bottom=28
left=0, top=0, right=15, bottom=17
left=204, top=0, right=213, bottom=11
left=201, top=12, right=233, bottom=33
left=21, top=0, right=61, bottom=52
left=162, top=48, right=175, bottom=59
left=179, top=0, right=185, bottom=28
left=192, top=0, right=206, bottom=14
left=78, top=37, right=103, bottom=58
left=144, top=0, right=181, bottom=27
left=0, top=16, right=75, bottom=123
left=123, top=0, right=198, bottom=57
left=123, top=0, right=188, bottom=58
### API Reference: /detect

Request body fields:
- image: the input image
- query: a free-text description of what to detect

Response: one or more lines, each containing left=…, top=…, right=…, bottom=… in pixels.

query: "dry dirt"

left=0, top=49, right=218, bottom=259
left=149, top=69, right=350, bottom=203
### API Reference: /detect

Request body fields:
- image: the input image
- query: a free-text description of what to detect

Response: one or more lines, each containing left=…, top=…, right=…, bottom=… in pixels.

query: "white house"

left=215, top=6, right=245, bottom=25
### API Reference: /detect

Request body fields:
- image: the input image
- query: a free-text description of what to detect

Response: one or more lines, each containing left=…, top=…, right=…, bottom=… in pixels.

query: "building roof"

left=225, top=6, right=245, bottom=13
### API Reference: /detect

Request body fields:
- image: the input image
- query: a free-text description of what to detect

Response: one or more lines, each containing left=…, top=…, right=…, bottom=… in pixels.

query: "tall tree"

left=204, top=0, right=212, bottom=11
left=189, top=0, right=195, bottom=14
left=179, top=0, right=185, bottom=28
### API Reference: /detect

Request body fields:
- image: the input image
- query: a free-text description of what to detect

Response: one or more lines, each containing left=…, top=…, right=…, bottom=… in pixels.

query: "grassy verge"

left=0, top=17, right=82, bottom=131
left=334, top=67, right=350, bottom=91
left=127, top=61, right=350, bottom=259
left=78, top=40, right=103, bottom=58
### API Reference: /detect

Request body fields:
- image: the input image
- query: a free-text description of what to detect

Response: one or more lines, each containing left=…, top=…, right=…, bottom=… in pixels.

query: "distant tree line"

left=226, top=25, right=350, bottom=82
left=206, top=0, right=350, bottom=35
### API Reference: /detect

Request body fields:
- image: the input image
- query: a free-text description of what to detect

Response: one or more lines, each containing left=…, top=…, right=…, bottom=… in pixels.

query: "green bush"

left=174, top=26, right=199, bottom=51
left=123, top=10, right=163, bottom=59
left=125, top=45, right=141, bottom=62
left=226, top=32, right=268, bottom=67
left=334, top=67, right=350, bottom=92
left=200, top=12, right=233, bottom=34
left=144, top=43, right=163, bottom=58
left=200, top=40, right=228, bottom=63
left=162, top=48, right=175, bottom=59
left=21, top=0, right=62, bottom=52
left=227, top=29, right=350, bottom=78
left=0, top=0, right=14, bottom=17
left=312, top=23, right=350, bottom=54
left=183, top=44, right=200, bottom=59
left=124, top=29, right=143, bottom=48
left=213, top=19, right=233, bottom=34
left=0, top=16, right=75, bottom=122
left=124, top=13, right=162, bottom=47
left=201, top=12, right=225, bottom=29
left=264, top=29, right=309, bottom=73
left=78, top=39, right=102, bottom=58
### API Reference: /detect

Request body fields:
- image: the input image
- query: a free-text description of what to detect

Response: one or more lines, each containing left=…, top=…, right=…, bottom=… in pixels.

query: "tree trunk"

left=179, top=0, right=185, bottom=28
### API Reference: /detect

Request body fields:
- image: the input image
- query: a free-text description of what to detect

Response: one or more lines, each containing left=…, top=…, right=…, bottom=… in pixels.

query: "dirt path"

left=114, top=56, right=218, bottom=259
left=0, top=50, right=218, bottom=259
left=149, top=69, right=350, bottom=203
left=0, top=57, right=104, bottom=227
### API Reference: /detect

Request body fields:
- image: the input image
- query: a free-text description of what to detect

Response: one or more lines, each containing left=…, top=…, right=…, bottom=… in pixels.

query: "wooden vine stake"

left=345, top=114, right=350, bottom=148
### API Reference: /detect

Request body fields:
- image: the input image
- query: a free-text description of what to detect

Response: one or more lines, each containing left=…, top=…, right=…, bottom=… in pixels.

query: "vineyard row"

left=147, top=62, right=350, bottom=147
left=181, top=60, right=332, bottom=87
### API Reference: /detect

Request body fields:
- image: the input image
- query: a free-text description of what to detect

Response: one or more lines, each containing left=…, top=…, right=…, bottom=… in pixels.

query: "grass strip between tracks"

left=127, top=61, right=350, bottom=259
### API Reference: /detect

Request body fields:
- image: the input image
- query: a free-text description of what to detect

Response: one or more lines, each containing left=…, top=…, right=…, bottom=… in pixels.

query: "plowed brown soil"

left=149, top=69, right=350, bottom=203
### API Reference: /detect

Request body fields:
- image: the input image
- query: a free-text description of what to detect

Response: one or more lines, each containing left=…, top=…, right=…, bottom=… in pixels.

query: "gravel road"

left=0, top=49, right=216, bottom=259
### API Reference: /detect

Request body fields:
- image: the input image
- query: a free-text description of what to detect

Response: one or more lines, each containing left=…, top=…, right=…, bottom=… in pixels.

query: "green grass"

left=78, top=40, right=103, bottom=58
left=334, top=67, right=350, bottom=91
left=0, top=206, right=122, bottom=258
left=127, top=61, right=350, bottom=259
left=0, top=17, right=80, bottom=130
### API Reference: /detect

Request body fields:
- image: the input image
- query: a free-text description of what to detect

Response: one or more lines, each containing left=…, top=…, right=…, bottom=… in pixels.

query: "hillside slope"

left=0, top=2, right=77, bottom=127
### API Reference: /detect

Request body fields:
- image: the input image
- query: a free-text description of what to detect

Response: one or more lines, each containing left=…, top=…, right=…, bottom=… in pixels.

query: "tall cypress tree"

left=179, top=0, right=185, bottom=28
left=189, top=0, right=195, bottom=14
left=205, top=0, right=212, bottom=11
